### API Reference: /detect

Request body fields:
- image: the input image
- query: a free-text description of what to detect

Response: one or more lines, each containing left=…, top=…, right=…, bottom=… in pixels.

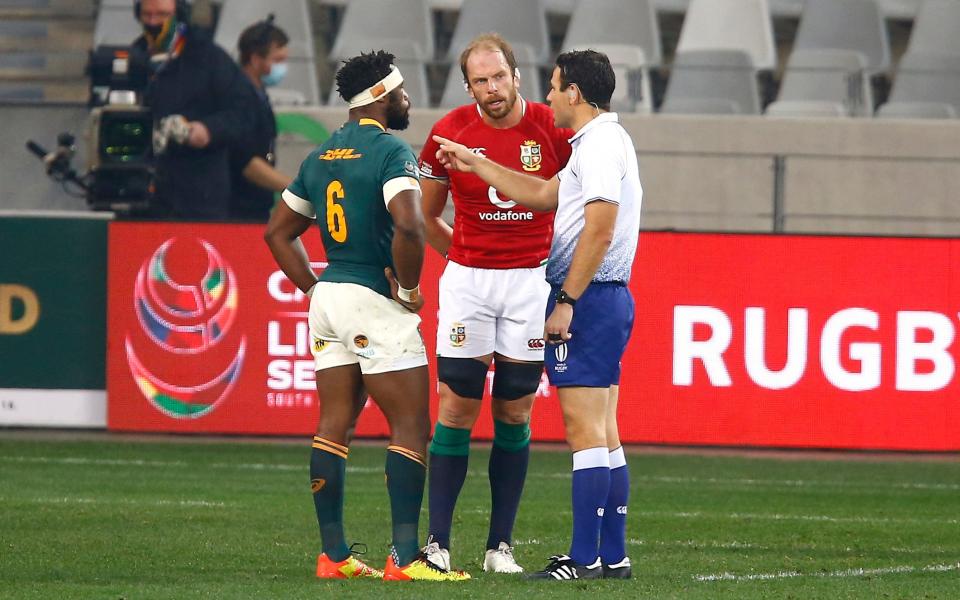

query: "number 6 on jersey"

left=326, top=180, right=347, bottom=242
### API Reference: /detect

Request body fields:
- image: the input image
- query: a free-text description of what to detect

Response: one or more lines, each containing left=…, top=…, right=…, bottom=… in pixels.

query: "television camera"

left=27, top=45, right=155, bottom=215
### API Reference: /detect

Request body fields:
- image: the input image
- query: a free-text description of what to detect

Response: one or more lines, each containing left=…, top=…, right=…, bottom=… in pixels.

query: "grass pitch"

left=0, top=434, right=958, bottom=599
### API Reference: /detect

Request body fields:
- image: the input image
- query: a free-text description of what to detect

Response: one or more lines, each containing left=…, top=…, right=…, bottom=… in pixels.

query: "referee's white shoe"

left=483, top=542, right=524, bottom=574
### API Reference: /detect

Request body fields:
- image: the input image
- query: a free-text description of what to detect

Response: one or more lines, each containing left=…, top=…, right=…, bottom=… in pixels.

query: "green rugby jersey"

left=286, top=118, right=420, bottom=298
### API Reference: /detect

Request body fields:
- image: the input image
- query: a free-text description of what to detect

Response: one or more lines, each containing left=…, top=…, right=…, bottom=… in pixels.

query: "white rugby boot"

left=422, top=537, right=451, bottom=572
left=483, top=541, right=524, bottom=574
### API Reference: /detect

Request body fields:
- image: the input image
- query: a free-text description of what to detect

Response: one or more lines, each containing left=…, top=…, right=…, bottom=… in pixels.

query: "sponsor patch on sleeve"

left=404, top=160, right=419, bottom=178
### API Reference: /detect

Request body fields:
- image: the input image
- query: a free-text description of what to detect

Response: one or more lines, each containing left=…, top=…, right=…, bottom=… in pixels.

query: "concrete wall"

left=5, top=104, right=960, bottom=236
left=277, top=107, right=960, bottom=236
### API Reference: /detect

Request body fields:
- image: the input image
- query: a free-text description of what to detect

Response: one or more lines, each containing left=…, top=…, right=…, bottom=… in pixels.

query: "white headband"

left=348, top=65, right=404, bottom=108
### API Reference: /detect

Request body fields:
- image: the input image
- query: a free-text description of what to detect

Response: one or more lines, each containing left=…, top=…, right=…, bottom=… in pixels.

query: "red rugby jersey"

left=419, top=100, right=573, bottom=269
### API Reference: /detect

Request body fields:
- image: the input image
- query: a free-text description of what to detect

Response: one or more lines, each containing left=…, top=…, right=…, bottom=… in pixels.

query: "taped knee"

left=437, top=357, right=488, bottom=400
left=492, top=361, right=543, bottom=401
left=493, top=418, right=531, bottom=452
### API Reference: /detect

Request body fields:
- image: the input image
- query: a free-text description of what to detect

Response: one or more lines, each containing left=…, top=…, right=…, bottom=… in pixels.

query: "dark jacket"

left=137, top=29, right=257, bottom=220
left=228, top=80, right=277, bottom=221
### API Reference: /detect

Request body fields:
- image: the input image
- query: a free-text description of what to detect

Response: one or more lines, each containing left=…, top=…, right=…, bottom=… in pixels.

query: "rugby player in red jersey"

left=417, top=33, right=573, bottom=574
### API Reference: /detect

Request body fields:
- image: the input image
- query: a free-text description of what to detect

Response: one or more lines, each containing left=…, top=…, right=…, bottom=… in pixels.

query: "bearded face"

left=385, top=86, right=410, bottom=130
left=464, top=49, right=520, bottom=121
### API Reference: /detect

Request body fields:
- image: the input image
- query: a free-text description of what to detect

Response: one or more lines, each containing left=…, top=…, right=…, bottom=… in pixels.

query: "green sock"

left=429, top=422, right=472, bottom=456
left=492, top=419, right=531, bottom=452
left=386, top=445, right=427, bottom=566
left=310, top=436, right=350, bottom=562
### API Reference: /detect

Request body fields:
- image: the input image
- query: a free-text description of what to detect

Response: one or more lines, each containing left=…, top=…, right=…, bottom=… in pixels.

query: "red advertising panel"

left=106, top=222, right=563, bottom=439
left=625, top=232, right=960, bottom=451
left=108, top=225, right=960, bottom=450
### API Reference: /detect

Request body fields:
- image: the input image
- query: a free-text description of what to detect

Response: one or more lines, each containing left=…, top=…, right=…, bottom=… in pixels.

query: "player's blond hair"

left=458, top=32, right=518, bottom=85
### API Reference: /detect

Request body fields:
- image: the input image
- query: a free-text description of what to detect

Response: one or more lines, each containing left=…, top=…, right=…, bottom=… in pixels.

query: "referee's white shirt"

left=546, top=112, right=643, bottom=285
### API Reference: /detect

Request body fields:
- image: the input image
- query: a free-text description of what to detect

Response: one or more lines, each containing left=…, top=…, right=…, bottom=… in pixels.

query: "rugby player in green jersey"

left=265, top=50, right=469, bottom=582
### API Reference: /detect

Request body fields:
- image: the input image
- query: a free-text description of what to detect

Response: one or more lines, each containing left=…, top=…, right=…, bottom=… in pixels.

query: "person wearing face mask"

left=134, top=0, right=258, bottom=220
left=229, top=15, right=294, bottom=221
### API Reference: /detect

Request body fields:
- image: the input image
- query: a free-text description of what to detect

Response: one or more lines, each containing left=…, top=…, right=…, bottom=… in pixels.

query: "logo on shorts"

left=527, top=338, right=545, bottom=350
left=554, top=343, right=568, bottom=373
left=313, top=337, right=327, bottom=352
left=520, top=140, right=542, bottom=172
left=449, top=322, right=466, bottom=348
left=354, top=335, right=369, bottom=349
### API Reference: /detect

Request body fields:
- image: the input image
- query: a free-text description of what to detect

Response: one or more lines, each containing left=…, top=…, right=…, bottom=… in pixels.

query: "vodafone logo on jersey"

left=479, top=186, right=534, bottom=222
left=487, top=185, right=517, bottom=209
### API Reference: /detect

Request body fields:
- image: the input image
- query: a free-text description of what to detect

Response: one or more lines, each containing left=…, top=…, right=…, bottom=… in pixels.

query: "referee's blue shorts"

left=544, top=282, right=635, bottom=388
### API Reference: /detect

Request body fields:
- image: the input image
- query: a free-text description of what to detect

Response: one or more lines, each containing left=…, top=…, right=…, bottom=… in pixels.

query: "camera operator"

left=229, top=16, right=294, bottom=222
left=135, top=0, right=257, bottom=220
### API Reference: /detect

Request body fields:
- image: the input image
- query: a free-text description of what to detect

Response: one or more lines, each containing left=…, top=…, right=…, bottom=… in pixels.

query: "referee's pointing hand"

left=433, top=135, right=480, bottom=173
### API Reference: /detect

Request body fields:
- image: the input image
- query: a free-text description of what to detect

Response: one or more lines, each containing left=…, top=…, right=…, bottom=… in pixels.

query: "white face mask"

left=260, top=62, right=287, bottom=87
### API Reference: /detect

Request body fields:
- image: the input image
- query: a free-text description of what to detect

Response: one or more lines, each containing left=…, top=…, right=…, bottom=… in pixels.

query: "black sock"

left=310, top=437, right=350, bottom=562
left=386, top=446, right=427, bottom=566
left=427, top=423, right=471, bottom=549
left=486, top=420, right=530, bottom=550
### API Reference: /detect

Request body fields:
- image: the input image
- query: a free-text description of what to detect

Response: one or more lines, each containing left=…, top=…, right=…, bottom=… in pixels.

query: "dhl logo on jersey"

left=319, top=148, right=363, bottom=161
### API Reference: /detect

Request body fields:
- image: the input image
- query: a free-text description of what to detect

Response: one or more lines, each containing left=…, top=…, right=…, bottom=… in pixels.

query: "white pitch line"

left=1, top=456, right=187, bottom=467
left=639, top=475, right=960, bottom=492
left=8, top=456, right=955, bottom=491
left=641, top=510, right=960, bottom=526
left=0, top=496, right=226, bottom=508
left=694, top=561, right=960, bottom=582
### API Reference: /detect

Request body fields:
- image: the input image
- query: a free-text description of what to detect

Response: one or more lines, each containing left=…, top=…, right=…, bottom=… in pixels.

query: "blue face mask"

left=261, top=62, right=287, bottom=87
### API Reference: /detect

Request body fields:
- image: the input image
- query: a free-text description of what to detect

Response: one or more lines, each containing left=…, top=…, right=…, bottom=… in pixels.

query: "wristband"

left=397, top=284, right=420, bottom=303
left=556, top=289, right=577, bottom=308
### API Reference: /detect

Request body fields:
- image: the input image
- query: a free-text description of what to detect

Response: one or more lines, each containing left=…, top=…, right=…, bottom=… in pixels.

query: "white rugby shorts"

left=308, top=282, right=427, bottom=374
left=436, top=261, right=550, bottom=361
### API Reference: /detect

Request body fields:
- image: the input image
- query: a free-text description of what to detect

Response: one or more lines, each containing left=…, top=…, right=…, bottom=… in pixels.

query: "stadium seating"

left=875, top=0, right=960, bottom=119
left=661, top=49, right=760, bottom=114
left=791, top=0, right=891, bottom=74
left=675, top=0, right=776, bottom=71
left=584, top=45, right=654, bottom=113
left=0, top=81, right=43, bottom=101
left=330, top=0, right=434, bottom=62
left=215, top=0, right=319, bottom=106
left=562, top=0, right=662, bottom=66
left=561, top=0, right=662, bottom=113
left=94, top=0, right=141, bottom=46
left=445, top=0, right=551, bottom=64
left=766, top=49, right=872, bottom=117
left=877, top=52, right=960, bottom=119
left=899, top=0, right=960, bottom=56
left=215, top=0, right=314, bottom=60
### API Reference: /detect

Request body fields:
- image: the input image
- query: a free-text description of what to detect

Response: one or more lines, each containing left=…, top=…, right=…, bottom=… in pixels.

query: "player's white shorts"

left=436, top=260, right=550, bottom=361
left=308, top=282, right=427, bottom=375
